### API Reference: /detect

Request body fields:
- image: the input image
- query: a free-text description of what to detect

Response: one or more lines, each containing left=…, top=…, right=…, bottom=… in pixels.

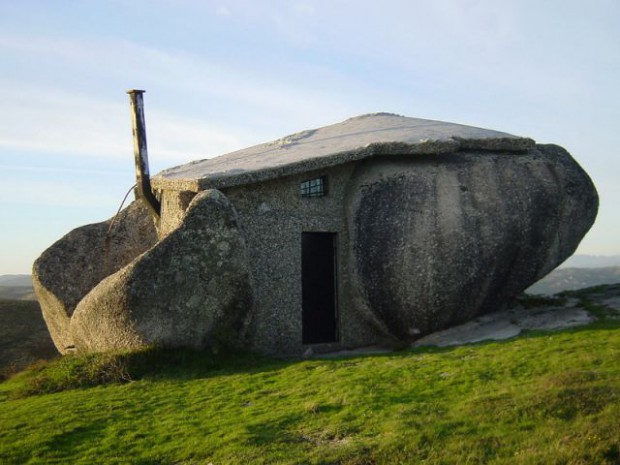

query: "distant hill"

left=527, top=266, right=620, bottom=295
left=0, top=299, right=58, bottom=379
left=0, top=274, right=35, bottom=301
left=0, top=276, right=56, bottom=378
left=0, top=274, right=32, bottom=287
left=558, top=254, right=620, bottom=268
left=0, top=287, right=36, bottom=301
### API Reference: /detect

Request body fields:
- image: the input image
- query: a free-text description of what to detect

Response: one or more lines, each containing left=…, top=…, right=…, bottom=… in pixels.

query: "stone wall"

left=158, top=190, right=196, bottom=238
left=223, top=163, right=388, bottom=355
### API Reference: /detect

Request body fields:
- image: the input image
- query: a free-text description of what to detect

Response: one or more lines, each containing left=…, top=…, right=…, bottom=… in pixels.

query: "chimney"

left=127, top=89, right=161, bottom=219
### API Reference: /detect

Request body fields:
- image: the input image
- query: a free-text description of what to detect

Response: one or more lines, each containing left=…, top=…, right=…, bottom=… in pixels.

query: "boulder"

left=347, top=144, right=598, bottom=341
left=32, top=201, right=158, bottom=353
left=69, top=189, right=253, bottom=352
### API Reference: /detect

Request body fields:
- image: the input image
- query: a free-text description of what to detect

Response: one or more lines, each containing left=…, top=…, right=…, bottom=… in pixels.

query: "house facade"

left=158, top=162, right=375, bottom=354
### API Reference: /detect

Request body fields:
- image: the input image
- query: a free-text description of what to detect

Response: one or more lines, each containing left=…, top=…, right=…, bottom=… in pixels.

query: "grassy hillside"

left=0, top=286, right=36, bottom=301
left=0, top=300, right=58, bottom=380
left=0, top=288, right=619, bottom=464
left=0, top=274, right=35, bottom=300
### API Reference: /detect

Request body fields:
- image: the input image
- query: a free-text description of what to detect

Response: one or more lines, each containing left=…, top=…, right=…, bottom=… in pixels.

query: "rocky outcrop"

left=69, top=190, right=253, bottom=352
left=347, top=144, right=598, bottom=341
left=32, top=201, right=158, bottom=353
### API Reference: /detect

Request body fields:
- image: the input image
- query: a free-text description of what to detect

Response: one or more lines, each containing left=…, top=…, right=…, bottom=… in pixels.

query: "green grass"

left=1, top=293, right=620, bottom=464
left=2, top=329, right=619, bottom=464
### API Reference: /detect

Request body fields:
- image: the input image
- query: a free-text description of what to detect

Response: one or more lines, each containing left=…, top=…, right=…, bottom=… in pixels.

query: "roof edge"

left=151, top=136, right=536, bottom=192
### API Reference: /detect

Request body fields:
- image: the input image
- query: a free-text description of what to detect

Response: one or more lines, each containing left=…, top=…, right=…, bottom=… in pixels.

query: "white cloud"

left=293, top=3, right=315, bottom=15
left=216, top=6, right=231, bottom=16
left=0, top=33, right=353, bottom=167
left=0, top=81, right=256, bottom=168
left=0, top=164, right=123, bottom=176
left=0, top=177, right=123, bottom=208
left=146, top=110, right=249, bottom=169
left=0, top=84, right=129, bottom=158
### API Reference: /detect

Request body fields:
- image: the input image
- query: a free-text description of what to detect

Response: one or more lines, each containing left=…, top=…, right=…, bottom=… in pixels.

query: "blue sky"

left=1, top=0, right=618, bottom=274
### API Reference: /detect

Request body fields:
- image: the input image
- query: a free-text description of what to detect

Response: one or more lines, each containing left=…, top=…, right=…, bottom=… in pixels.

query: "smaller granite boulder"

left=69, top=189, right=254, bottom=352
left=32, top=201, right=158, bottom=353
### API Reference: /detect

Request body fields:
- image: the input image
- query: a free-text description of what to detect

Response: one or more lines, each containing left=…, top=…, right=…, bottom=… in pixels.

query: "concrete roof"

left=151, top=113, right=535, bottom=192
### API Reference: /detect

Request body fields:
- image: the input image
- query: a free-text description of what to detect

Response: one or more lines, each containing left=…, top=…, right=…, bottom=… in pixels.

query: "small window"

left=300, top=176, right=327, bottom=198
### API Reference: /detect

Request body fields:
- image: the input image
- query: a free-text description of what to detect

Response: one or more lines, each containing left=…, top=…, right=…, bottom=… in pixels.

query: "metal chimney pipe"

left=127, top=89, right=161, bottom=219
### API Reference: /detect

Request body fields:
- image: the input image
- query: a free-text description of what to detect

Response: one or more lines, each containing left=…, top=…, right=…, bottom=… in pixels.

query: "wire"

left=106, top=183, right=137, bottom=236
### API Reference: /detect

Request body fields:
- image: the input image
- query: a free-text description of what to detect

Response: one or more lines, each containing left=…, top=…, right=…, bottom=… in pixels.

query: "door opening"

left=302, top=232, right=338, bottom=344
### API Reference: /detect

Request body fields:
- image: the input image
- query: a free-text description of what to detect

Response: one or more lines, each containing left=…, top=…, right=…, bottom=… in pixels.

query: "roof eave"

left=150, top=136, right=535, bottom=192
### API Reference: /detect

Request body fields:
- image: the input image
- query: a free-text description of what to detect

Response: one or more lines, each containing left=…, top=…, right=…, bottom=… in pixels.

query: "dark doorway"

left=302, top=232, right=338, bottom=344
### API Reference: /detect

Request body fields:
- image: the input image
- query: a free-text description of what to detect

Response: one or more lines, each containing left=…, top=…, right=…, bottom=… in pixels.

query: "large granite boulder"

left=347, top=144, right=598, bottom=341
left=69, top=189, right=253, bottom=352
left=32, top=201, right=158, bottom=353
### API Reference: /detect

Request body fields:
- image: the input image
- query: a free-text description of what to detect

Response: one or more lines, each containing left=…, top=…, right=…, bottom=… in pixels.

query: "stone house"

left=34, top=113, right=598, bottom=356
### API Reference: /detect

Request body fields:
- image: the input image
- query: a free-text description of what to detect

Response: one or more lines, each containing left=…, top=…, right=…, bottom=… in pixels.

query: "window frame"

left=300, top=176, right=328, bottom=198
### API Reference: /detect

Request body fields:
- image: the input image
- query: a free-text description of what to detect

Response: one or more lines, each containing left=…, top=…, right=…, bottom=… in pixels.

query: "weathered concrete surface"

left=347, top=144, right=598, bottom=342
left=70, top=189, right=253, bottom=353
left=32, top=201, right=158, bottom=353
left=158, top=190, right=196, bottom=238
left=152, top=113, right=535, bottom=192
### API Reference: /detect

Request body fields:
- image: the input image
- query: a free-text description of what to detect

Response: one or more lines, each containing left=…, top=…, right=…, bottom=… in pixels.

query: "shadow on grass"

left=244, top=411, right=306, bottom=447
left=6, top=347, right=292, bottom=398
left=338, top=313, right=620, bottom=365
left=7, top=282, right=620, bottom=398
